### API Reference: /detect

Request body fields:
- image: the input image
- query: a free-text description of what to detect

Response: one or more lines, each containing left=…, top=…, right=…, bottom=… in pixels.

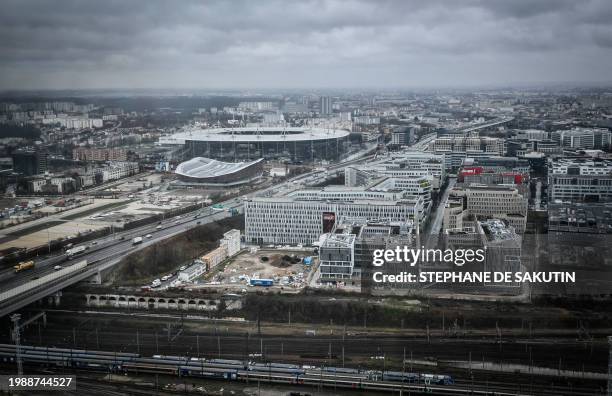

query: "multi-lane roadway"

left=0, top=145, right=379, bottom=318
left=0, top=198, right=244, bottom=317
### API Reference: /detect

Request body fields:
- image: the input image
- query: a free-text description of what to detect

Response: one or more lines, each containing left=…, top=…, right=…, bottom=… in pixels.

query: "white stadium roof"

left=175, top=157, right=263, bottom=178
left=159, top=127, right=350, bottom=145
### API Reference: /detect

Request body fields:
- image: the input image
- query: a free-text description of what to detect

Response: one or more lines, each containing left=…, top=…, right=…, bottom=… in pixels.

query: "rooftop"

left=175, top=157, right=263, bottom=178
left=479, top=219, right=518, bottom=242
left=162, top=127, right=350, bottom=143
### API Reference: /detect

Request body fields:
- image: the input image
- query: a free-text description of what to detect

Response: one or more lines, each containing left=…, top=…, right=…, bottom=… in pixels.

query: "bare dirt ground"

left=211, top=249, right=312, bottom=289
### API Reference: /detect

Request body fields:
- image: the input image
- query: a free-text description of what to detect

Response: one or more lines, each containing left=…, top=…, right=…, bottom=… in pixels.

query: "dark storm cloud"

left=0, top=0, right=611, bottom=89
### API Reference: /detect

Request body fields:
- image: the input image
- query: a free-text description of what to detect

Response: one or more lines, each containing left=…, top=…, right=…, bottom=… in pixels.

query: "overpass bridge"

left=0, top=204, right=237, bottom=318
left=457, top=116, right=514, bottom=135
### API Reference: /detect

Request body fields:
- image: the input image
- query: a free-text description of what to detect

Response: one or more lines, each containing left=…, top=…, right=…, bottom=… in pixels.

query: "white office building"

left=348, top=150, right=446, bottom=189
left=551, top=128, right=612, bottom=150
left=220, top=229, right=241, bottom=257
left=96, top=162, right=139, bottom=182
left=465, top=185, right=528, bottom=233
left=515, top=129, right=549, bottom=141
left=318, top=232, right=356, bottom=280
left=429, top=137, right=505, bottom=168
left=548, top=157, right=612, bottom=202
left=244, top=190, right=425, bottom=245
left=178, top=263, right=206, bottom=282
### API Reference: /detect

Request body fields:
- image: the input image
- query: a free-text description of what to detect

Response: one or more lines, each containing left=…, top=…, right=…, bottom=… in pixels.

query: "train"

left=0, top=344, right=458, bottom=392
left=13, top=260, right=35, bottom=273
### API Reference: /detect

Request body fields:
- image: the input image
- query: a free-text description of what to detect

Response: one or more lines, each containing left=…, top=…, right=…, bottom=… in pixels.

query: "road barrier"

left=0, top=260, right=87, bottom=302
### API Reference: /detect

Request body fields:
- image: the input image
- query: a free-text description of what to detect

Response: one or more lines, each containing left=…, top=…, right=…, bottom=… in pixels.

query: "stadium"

left=174, top=157, right=264, bottom=186
left=159, top=127, right=351, bottom=162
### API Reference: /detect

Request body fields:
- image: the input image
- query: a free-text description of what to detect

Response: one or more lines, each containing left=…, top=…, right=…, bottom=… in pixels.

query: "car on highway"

left=179, top=265, right=186, bottom=271
left=53, top=265, right=62, bottom=270
left=156, top=225, right=162, bottom=230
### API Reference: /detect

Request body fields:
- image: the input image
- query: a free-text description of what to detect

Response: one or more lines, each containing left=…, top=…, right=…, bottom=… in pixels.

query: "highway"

left=410, top=132, right=437, bottom=151
left=0, top=203, right=239, bottom=290
left=0, top=145, right=378, bottom=318
left=456, top=117, right=515, bottom=135
left=0, top=201, right=243, bottom=317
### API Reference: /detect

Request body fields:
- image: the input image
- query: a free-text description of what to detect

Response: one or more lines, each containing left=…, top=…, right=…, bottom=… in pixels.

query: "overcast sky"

left=1, top=0, right=611, bottom=90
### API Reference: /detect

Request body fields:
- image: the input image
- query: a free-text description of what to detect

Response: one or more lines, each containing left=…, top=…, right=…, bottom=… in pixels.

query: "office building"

left=318, top=219, right=417, bottom=289
left=445, top=185, right=528, bottom=233
left=348, top=151, right=446, bottom=189
left=465, top=185, right=528, bottom=233
left=353, top=116, right=380, bottom=125
left=515, top=129, right=549, bottom=141
left=12, top=148, right=47, bottom=176
left=478, top=219, right=522, bottom=282
left=343, top=169, right=433, bottom=208
left=244, top=186, right=425, bottom=245
left=318, top=232, right=356, bottom=281
left=444, top=218, right=522, bottom=293
left=551, top=128, right=612, bottom=150
left=429, top=137, right=505, bottom=168
left=238, top=101, right=277, bottom=111
left=443, top=196, right=468, bottom=230
left=463, top=157, right=530, bottom=174
left=548, top=157, right=612, bottom=202
left=95, top=162, right=139, bottom=183
left=178, top=263, right=206, bottom=282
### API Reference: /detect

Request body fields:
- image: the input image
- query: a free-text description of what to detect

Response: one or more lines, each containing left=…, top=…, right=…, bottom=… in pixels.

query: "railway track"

left=0, top=344, right=605, bottom=395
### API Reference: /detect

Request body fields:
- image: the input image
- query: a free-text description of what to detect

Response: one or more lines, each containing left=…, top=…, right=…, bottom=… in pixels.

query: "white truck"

left=132, top=236, right=143, bottom=245
left=66, top=245, right=87, bottom=257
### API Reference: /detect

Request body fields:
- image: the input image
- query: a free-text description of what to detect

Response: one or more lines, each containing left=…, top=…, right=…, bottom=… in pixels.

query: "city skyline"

left=1, top=0, right=612, bottom=90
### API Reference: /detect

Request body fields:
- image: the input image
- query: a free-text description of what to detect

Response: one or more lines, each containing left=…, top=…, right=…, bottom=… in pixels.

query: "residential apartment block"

left=73, top=147, right=128, bottom=162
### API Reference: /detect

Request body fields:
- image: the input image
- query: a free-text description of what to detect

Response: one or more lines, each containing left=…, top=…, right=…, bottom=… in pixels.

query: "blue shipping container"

left=250, top=279, right=274, bottom=287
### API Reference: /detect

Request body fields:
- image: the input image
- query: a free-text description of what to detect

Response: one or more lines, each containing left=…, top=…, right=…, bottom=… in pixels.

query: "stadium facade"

left=174, top=157, right=264, bottom=186
left=159, top=127, right=351, bottom=163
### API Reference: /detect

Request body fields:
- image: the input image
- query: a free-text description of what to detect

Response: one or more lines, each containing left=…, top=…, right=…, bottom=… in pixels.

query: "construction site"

left=191, top=248, right=316, bottom=292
